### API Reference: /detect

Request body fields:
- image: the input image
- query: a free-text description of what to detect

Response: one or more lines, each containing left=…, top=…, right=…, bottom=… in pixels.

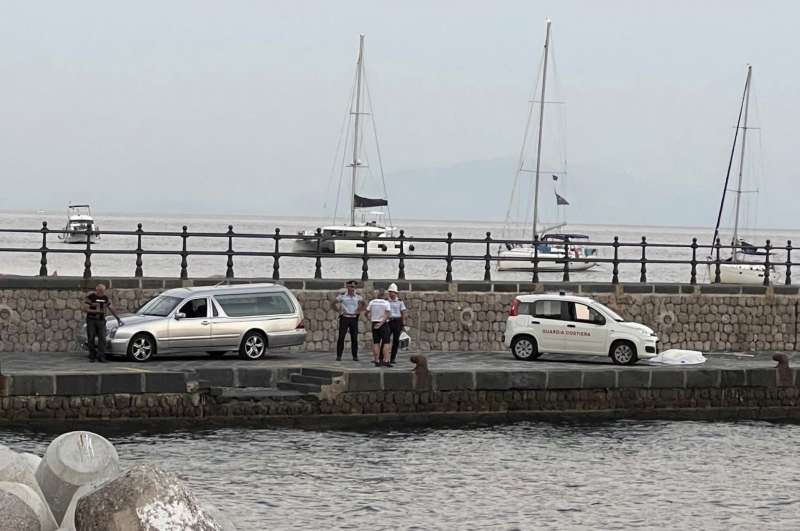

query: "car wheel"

left=127, top=333, right=155, bottom=362
left=239, top=331, right=267, bottom=360
left=610, top=341, right=637, bottom=365
left=511, top=335, right=540, bottom=361
left=207, top=351, right=226, bottom=359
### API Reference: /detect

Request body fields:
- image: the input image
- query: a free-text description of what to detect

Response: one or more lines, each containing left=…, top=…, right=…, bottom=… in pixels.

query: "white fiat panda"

left=503, top=293, right=658, bottom=365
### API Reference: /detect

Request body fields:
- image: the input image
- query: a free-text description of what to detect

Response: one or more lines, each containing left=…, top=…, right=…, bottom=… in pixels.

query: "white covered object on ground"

left=646, top=349, right=706, bottom=365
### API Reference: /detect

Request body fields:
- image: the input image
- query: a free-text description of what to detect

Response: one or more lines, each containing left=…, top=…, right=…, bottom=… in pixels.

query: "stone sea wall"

left=0, top=278, right=798, bottom=353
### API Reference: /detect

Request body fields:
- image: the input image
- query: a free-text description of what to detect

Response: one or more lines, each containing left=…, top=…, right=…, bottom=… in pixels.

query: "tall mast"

left=730, top=64, right=752, bottom=259
left=350, top=34, right=365, bottom=227
left=531, top=19, right=551, bottom=241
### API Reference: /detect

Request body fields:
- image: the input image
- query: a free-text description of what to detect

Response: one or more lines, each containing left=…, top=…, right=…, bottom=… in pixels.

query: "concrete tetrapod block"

left=58, top=479, right=112, bottom=531
left=74, top=464, right=225, bottom=531
left=0, top=481, right=58, bottom=531
left=35, top=432, right=121, bottom=524
left=0, top=447, right=48, bottom=506
left=21, top=453, right=43, bottom=475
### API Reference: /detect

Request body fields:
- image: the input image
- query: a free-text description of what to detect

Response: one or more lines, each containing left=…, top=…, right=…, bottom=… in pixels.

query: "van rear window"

left=215, top=293, right=294, bottom=317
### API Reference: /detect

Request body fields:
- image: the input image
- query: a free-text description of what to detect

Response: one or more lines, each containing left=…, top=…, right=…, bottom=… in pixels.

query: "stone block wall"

left=0, top=280, right=798, bottom=353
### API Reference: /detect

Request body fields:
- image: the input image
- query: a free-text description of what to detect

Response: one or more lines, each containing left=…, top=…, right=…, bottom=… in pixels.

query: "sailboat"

left=707, top=64, right=778, bottom=285
left=496, top=19, right=597, bottom=272
left=294, top=34, right=403, bottom=256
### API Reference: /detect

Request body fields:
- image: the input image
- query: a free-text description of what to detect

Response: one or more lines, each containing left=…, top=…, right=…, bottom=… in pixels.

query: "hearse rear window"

left=215, top=293, right=294, bottom=317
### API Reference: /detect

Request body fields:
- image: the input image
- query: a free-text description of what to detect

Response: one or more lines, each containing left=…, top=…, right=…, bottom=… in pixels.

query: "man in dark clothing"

left=84, top=284, right=122, bottom=363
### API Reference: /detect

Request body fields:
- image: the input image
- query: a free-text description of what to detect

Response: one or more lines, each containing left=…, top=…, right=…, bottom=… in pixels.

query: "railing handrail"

left=0, top=222, right=792, bottom=286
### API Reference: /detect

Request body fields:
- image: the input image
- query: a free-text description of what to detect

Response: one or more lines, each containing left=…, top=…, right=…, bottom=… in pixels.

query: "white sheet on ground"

left=646, top=349, right=706, bottom=365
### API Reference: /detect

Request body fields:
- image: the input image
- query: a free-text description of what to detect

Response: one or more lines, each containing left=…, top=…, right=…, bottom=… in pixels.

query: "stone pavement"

left=0, top=349, right=786, bottom=375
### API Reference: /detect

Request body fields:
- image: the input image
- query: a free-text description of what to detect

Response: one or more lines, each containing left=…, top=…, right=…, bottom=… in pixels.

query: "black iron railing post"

left=786, top=240, right=793, bottom=286
left=690, top=237, right=698, bottom=285
left=361, top=231, right=369, bottom=281
left=396, top=230, right=406, bottom=280
left=134, top=223, right=144, bottom=278
left=639, top=236, right=647, bottom=283
left=763, top=239, right=772, bottom=287
left=272, top=228, right=281, bottom=280
left=562, top=235, right=571, bottom=282
left=714, top=238, right=722, bottom=283
left=313, top=228, right=323, bottom=279
left=611, top=236, right=619, bottom=284
left=483, top=232, right=492, bottom=282
left=225, top=225, right=235, bottom=279
left=38, top=221, right=48, bottom=277
left=532, top=237, right=540, bottom=283
left=445, top=232, right=453, bottom=282
left=83, top=226, right=92, bottom=279
left=179, top=225, right=189, bottom=280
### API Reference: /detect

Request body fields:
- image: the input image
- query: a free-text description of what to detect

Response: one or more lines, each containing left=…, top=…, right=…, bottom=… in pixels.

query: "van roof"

left=161, top=282, right=283, bottom=299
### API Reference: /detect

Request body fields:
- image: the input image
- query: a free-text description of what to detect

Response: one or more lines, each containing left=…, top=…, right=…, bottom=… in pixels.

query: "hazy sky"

left=1, top=1, right=798, bottom=228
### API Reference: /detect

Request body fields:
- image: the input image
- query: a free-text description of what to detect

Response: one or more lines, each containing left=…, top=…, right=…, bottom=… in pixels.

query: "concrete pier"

left=0, top=350, right=797, bottom=425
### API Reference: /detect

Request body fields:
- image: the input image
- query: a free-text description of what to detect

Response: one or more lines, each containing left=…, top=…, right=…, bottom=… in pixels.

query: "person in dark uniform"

left=385, top=283, right=408, bottom=364
left=84, top=284, right=122, bottom=363
left=334, top=281, right=364, bottom=361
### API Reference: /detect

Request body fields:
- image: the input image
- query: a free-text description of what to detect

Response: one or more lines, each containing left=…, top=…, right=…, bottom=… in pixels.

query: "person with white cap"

left=385, top=282, right=407, bottom=364
left=366, top=289, right=391, bottom=367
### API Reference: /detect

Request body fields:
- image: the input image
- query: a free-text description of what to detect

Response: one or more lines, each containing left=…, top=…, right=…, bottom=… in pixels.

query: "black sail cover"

left=353, top=194, right=388, bottom=208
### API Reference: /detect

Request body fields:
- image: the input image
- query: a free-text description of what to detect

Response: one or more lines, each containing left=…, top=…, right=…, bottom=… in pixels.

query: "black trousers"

left=86, top=319, right=107, bottom=360
left=388, top=318, right=404, bottom=362
left=336, top=316, right=359, bottom=359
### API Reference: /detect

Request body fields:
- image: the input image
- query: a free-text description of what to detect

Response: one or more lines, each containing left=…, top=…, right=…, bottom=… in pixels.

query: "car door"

left=563, top=302, right=609, bottom=355
left=167, top=297, right=212, bottom=350
left=530, top=299, right=570, bottom=353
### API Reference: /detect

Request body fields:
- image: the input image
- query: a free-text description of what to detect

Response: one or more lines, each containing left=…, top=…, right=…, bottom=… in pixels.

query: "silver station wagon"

left=106, top=283, right=306, bottom=362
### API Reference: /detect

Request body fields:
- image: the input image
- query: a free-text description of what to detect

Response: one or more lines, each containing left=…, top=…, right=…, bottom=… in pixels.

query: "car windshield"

left=137, top=295, right=183, bottom=317
left=593, top=302, right=625, bottom=322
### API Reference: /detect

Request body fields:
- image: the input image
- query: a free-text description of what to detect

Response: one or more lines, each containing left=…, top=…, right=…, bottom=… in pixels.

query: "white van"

left=503, top=293, right=658, bottom=365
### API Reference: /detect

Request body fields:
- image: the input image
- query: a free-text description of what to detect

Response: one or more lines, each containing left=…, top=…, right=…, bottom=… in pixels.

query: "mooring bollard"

left=0, top=481, right=58, bottom=531
left=35, top=431, right=120, bottom=523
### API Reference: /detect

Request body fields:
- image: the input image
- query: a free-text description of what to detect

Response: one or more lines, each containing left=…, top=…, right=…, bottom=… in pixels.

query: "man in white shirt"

left=334, top=281, right=364, bottom=361
left=386, top=283, right=408, bottom=364
left=366, top=291, right=391, bottom=367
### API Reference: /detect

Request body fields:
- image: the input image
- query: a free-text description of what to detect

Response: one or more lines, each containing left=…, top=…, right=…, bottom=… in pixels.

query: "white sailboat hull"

left=496, top=246, right=597, bottom=272
left=292, top=227, right=403, bottom=256
left=706, top=262, right=780, bottom=285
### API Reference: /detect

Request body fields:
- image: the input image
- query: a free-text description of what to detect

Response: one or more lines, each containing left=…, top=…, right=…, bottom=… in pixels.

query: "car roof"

left=160, top=283, right=285, bottom=299
left=515, top=293, right=600, bottom=306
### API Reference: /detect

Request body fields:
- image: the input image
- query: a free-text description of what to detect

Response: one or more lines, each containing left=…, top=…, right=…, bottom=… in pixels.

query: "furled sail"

left=353, top=194, right=388, bottom=208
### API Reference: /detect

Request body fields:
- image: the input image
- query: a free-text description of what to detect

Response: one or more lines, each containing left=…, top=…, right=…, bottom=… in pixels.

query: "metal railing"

left=0, top=222, right=793, bottom=286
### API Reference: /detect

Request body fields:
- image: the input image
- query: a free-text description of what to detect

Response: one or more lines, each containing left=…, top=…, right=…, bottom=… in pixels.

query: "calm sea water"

left=1, top=210, right=797, bottom=283
left=1, top=421, right=799, bottom=530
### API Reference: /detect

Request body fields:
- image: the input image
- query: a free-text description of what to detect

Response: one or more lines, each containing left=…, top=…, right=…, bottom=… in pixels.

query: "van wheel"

left=207, top=351, right=226, bottom=359
left=127, top=333, right=155, bottom=362
left=239, top=331, right=267, bottom=360
left=610, top=340, right=638, bottom=365
left=511, top=335, right=540, bottom=361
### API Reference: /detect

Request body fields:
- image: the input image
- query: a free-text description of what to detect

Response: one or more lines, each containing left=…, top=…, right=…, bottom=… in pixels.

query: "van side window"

left=215, top=293, right=295, bottom=317
left=178, top=298, right=208, bottom=319
left=533, top=300, right=562, bottom=320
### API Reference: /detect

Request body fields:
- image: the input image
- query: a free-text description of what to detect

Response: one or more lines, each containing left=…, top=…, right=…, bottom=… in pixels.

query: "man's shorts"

left=371, top=322, right=390, bottom=344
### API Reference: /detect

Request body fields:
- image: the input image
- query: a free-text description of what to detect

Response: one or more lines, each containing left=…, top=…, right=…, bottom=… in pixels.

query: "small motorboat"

left=58, top=204, right=99, bottom=244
